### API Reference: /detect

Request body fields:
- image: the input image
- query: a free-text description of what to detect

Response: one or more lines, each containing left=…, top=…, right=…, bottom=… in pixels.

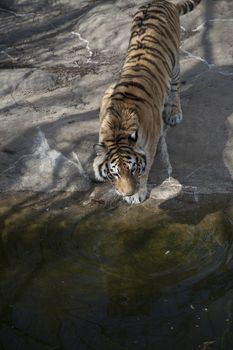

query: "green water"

left=0, top=193, right=233, bottom=350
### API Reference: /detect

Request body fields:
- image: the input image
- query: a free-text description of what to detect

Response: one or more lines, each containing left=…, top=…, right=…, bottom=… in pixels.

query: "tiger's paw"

left=123, top=187, right=147, bottom=204
left=164, top=113, right=182, bottom=127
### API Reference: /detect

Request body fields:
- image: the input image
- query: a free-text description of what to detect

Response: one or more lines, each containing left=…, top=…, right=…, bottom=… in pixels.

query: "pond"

left=0, top=192, right=233, bottom=350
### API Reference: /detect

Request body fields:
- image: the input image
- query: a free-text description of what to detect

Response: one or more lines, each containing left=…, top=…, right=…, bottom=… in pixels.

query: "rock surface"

left=0, top=0, right=233, bottom=200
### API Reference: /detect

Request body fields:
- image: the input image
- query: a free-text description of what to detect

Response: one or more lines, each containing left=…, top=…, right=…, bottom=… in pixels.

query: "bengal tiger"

left=93, top=0, right=202, bottom=204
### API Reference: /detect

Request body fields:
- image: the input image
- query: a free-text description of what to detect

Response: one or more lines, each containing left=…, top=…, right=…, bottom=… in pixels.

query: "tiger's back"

left=93, top=0, right=202, bottom=204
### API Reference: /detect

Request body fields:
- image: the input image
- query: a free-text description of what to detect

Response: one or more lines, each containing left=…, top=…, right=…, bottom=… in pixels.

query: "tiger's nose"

left=120, top=188, right=136, bottom=197
left=115, top=177, right=138, bottom=197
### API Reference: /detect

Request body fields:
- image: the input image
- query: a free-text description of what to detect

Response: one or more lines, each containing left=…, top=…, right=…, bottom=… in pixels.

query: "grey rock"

left=0, top=0, right=232, bottom=200
left=20, top=70, right=58, bottom=93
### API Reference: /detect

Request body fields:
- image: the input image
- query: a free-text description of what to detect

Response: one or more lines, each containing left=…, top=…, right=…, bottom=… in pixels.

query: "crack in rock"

left=0, top=50, right=17, bottom=61
left=181, top=48, right=233, bottom=78
left=181, top=48, right=214, bottom=69
left=71, top=31, right=93, bottom=63
left=181, top=18, right=233, bottom=78
left=191, top=18, right=233, bottom=33
left=71, top=151, right=89, bottom=179
left=1, top=128, right=90, bottom=192
left=0, top=7, right=32, bottom=17
left=181, top=18, right=233, bottom=34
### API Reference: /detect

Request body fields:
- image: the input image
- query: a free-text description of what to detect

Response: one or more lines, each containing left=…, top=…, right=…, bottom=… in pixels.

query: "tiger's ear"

left=128, top=130, right=138, bottom=143
left=93, top=142, right=107, bottom=156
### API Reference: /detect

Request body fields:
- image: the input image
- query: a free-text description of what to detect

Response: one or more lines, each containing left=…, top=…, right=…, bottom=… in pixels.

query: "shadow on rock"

left=0, top=0, right=114, bottom=68
left=0, top=107, right=99, bottom=192
left=155, top=62, right=233, bottom=225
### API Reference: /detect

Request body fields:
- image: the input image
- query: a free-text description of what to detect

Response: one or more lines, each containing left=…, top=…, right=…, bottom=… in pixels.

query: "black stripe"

left=107, top=106, right=121, bottom=119
left=127, top=52, right=144, bottom=60
left=108, top=146, right=119, bottom=153
left=98, top=163, right=106, bottom=179
left=121, top=73, right=153, bottom=86
left=123, top=64, right=154, bottom=81
left=122, top=60, right=167, bottom=100
left=128, top=44, right=175, bottom=70
left=134, top=14, right=164, bottom=23
left=146, top=7, right=168, bottom=16
left=137, top=3, right=174, bottom=22
left=130, top=30, right=140, bottom=41
left=139, top=60, right=165, bottom=97
left=189, top=3, right=194, bottom=11
left=141, top=53, right=171, bottom=77
left=121, top=66, right=162, bottom=99
left=128, top=45, right=167, bottom=63
left=150, top=3, right=174, bottom=14
left=130, top=14, right=179, bottom=47
left=148, top=6, right=178, bottom=34
left=114, top=81, right=153, bottom=99
left=117, top=150, right=132, bottom=155
left=116, top=135, right=126, bottom=142
left=120, top=73, right=154, bottom=93
left=163, top=6, right=179, bottom=28
left=140, top=57, right=166, bottom=87
left=111, top=91, right=153, bottom=108
left=144, top=22, right=178, bottom=50
left=142, top=35, right=176, bottom=67
left=132, top=4, right=179, bottom=36
left=110, top=148, right=132, bottom=159
left=184, top=3, right=189, bottom=14
left=110, top=156, right=119, bottom=163
left=144, top=14, right=166, bottom=23
left=106, top=144, right=116, bottom=148
left=147, top=7, right=171, bottom=15
left=104, top=139, right=114, bottom=143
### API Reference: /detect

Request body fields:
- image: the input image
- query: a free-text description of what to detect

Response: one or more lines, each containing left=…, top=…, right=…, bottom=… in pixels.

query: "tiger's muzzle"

left=115, top=175, right=139, bottom=197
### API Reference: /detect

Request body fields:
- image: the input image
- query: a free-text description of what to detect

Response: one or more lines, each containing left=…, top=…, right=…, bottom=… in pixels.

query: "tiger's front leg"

left=163, top=64, right=183, bottom=127
left=157, top=126, right=172, bottom=178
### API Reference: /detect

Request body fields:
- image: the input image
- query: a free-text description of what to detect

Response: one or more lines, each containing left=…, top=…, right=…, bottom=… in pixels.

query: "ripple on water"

left=0, top=193, right=233, bottom=350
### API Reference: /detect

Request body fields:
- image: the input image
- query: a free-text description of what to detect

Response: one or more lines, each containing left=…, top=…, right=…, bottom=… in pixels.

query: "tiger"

left=93, top=0, right=202, bottom=204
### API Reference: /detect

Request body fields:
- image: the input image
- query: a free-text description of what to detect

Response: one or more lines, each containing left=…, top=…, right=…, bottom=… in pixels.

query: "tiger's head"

left=93, top=130, right=147, bottom=197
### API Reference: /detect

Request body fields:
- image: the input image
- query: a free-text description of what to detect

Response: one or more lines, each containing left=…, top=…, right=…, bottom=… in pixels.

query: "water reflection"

left=0, top=194, right=233, bottom=349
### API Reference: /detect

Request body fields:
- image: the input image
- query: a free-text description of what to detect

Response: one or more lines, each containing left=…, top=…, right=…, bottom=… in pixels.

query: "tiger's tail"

left=176, top=0, right=202, bottom=16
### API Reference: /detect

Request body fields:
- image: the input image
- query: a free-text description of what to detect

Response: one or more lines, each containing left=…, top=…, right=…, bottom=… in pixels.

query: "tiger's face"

left=93, top=133, right=147, bottom=197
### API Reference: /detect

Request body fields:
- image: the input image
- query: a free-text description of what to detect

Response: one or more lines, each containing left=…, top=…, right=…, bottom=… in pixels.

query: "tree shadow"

left=0, top=0, right=117, bottom=69
left=158, top=62, right=233, bottom=224
left=0, top=106, right=99, bottom=192
left=154, top=0, right=233, bottom=225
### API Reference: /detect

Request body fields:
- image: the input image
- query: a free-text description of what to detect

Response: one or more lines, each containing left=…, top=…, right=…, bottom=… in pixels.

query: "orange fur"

left=93, top=0, right=202, bottom=203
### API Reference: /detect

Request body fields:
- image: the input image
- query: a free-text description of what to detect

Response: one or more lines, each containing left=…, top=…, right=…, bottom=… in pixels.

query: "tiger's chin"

left=121, top=187, right=147, bottom=204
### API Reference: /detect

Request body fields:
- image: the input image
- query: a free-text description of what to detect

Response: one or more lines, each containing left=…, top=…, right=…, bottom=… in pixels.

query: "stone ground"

left=0, top=0, right=233, bottom=206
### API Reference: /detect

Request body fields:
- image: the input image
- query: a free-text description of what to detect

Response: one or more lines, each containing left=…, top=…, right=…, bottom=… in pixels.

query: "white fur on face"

left=94, top=148, right=146, bottom=183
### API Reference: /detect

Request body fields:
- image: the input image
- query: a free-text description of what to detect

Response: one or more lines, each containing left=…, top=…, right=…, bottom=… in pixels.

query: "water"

left=0, top=193, right=233, bottom=350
